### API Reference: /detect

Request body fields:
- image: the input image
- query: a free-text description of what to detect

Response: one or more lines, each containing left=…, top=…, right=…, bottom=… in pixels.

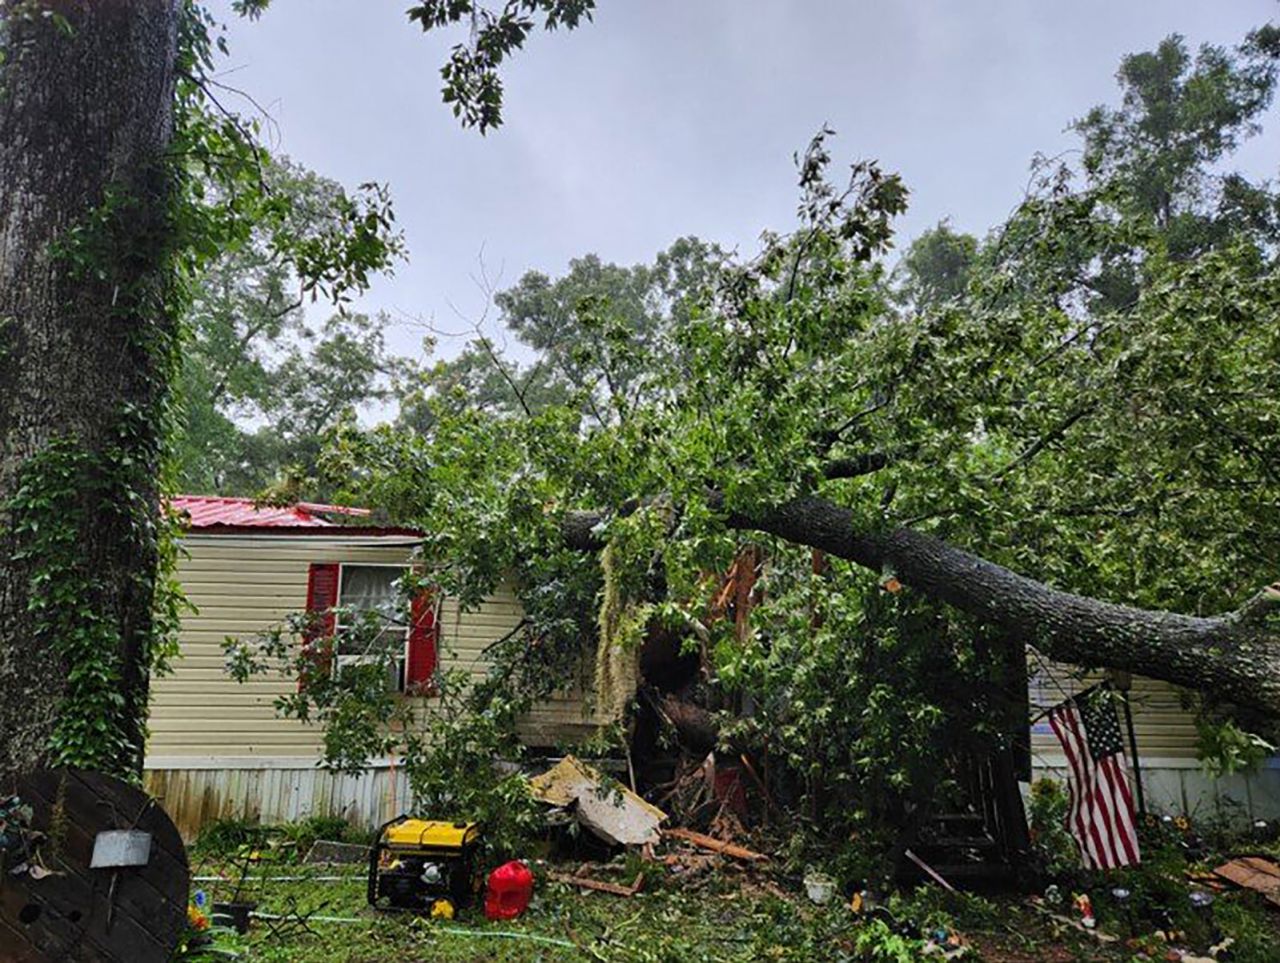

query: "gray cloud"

left=210, top=0, right=1280, bottom=361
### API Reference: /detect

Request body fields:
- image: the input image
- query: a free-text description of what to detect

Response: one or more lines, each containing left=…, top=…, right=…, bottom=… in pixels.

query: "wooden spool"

left=0, top=769, right=189, bottom=962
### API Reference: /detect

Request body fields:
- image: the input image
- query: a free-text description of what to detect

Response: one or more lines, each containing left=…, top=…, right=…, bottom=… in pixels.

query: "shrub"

left=1026, top=778, right=1079, bottom=877
left=276, top=815, right=369, bottom=853
left=191, top=815, right=370, bottom=862
left=401, top=668, right=544, bottom=859
left=191, top=818, right=270, bottom=857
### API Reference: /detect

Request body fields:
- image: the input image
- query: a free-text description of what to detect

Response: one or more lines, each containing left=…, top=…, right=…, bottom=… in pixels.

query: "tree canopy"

left=318, top=25, right=1280, bottom=751
left=233, top=0, right=596, bottom=132
left=175, top=157, right=409, bottom=494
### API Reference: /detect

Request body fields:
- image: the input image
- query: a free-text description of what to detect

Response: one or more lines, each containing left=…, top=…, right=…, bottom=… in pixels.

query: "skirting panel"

left=144, top=764, right=413, bottom=839
left=1032, top=760, right=1280, bottom=827
left=149, top=759, right=1280, bottom=840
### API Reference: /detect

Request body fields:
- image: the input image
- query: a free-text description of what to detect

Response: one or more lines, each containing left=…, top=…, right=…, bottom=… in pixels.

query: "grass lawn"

left=181, top=854, right=1277, bottom=962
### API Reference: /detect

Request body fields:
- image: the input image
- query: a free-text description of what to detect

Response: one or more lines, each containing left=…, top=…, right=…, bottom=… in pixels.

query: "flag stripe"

left=1067, top=707, right=1110, bottom=869
left=1051, top=705, right=1098, bottom=868
left=1061, top=708, right=1100, bottom=869
left=1068, top=707, right=1117, bottom=867
left=1057, top=705, right=1101, bottom=869
left=1103, top=755, right=1140, bottom=864
left=1090, top=769, right=1119, bottom=867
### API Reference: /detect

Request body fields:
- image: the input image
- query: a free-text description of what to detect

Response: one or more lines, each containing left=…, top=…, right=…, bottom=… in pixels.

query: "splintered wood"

left=529, top=755, right=666, bottom=846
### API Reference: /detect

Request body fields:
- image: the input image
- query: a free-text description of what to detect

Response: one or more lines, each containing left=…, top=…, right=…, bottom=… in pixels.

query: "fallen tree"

left=231, top=27, right=1280, bottom=862
left=335, top=136, right=1280, bottom=735
left=566, top=496, right=1280, bottom=719
left=328, top=56, right=1280, bottom=760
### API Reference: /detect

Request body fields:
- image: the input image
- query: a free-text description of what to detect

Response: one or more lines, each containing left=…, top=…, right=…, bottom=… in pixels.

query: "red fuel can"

left=484, top=860, right=534, bottom=920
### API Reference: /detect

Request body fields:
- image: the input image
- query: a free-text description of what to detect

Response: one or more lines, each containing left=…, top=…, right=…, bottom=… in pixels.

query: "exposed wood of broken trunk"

left=564, top=495, right=1280, bottom=719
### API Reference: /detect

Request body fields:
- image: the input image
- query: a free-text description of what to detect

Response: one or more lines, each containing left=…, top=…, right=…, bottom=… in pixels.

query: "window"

left=302, top=560, right=438, bottom=694
left=334, top=564, right=409, bottom=692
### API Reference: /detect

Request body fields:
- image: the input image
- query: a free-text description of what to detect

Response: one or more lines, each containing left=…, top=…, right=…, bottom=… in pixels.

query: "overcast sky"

left=209, top=1, right=1280, bottom=361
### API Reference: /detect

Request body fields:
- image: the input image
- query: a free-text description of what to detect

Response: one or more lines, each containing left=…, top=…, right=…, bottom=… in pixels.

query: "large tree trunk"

left=565, top=496, right=1280, bottom=719
left=0, top=1, right=180, bottom=778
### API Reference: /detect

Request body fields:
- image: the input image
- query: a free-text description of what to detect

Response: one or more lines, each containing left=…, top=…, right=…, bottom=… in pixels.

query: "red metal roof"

left=172, top=495, right=372, bottom=529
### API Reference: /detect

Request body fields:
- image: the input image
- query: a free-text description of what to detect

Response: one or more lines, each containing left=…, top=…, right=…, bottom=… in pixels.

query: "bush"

left=276, top=815, right=369, bottom=853
left=852, top=919, right=929, bottom=962
left=401, top=668, right=544, bottom=859
left=1026, top=778, right=1079, bottom=877
left=191, top=815, right=369, bottom=861
left=191, top=818, right=270, bottom=857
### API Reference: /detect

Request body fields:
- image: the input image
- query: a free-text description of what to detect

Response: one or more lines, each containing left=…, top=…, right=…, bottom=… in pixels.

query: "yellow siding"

left=435, top=590, right=606, bottom=745
left=1029, top=653, right=1201, bottom=763
left=146, top=534, right=601, bottom=764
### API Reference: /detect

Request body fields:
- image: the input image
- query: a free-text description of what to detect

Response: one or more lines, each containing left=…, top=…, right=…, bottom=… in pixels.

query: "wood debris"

left=1183, top=869, right=1227, bottom=891
left=738, top=752, right=780, bottom=821
left=662, top=827, right=767, bottom=862
left=548, top=870, right=646, bottom=897
left=1213, top=856, right=1280, bottom=908
left=1026, top=900, right=1120, bottom=944
left=529, top=755, right=667, bottom=846
left=904, top=847, right=957, bottom=893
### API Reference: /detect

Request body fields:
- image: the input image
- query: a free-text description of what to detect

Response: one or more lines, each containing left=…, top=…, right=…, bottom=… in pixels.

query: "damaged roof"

left=172, top=495, right=420, bottom=537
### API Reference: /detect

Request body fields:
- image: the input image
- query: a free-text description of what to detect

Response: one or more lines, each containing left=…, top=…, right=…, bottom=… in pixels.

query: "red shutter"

left=300, top=562, right=340, bottom=689
left=405, top=588, right=438, bottom=694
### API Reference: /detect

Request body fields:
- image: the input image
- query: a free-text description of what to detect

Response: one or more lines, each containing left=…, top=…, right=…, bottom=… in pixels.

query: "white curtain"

left=335, top=567, right=406, bottom=670
left=339, top=566, right=400, bottom=615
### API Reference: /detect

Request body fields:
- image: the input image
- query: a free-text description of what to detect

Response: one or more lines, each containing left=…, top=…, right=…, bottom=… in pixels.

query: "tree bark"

left=565, top=496, right=1280, bottom=719
left=0, top=1, right=180, bottom=778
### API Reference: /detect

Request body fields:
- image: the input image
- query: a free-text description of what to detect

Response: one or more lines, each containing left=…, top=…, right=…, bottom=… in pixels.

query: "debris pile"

left=529, top=755, right=666, bottom=847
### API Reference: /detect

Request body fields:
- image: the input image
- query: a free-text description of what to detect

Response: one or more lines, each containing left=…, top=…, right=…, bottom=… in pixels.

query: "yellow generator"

left=367, top=816, right=481, bottom=915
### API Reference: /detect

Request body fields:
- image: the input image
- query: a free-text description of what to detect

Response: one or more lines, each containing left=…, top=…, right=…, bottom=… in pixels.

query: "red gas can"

left=484, top=860, right=534, bottom=920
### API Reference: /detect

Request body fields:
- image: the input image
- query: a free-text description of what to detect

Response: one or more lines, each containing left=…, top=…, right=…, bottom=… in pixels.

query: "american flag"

left=1047, top=685, right=1141, bottom=869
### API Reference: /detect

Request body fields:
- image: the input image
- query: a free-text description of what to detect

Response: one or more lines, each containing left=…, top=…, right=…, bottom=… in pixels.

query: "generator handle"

left=367, top=813, right=413, bottom=907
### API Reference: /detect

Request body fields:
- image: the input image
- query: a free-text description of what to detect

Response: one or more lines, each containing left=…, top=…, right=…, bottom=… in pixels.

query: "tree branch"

left=991, top=403, right=1096, bottom=480
left=208, top=296, right=303, bottom=406
left=564, top=493, right=1280, bottom=718
left=474, top=334, right=533, bottom=418
left=736, top=495, right=1280, bottom=717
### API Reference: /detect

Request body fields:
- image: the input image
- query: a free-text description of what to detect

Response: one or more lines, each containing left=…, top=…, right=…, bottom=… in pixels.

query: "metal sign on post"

left=90, top=830, right=153, bottom=869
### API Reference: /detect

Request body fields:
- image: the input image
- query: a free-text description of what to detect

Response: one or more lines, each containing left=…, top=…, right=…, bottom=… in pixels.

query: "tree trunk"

left=0, top=1, right=181, bottom=779
left=565, top=496, right=1280, bottom=720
